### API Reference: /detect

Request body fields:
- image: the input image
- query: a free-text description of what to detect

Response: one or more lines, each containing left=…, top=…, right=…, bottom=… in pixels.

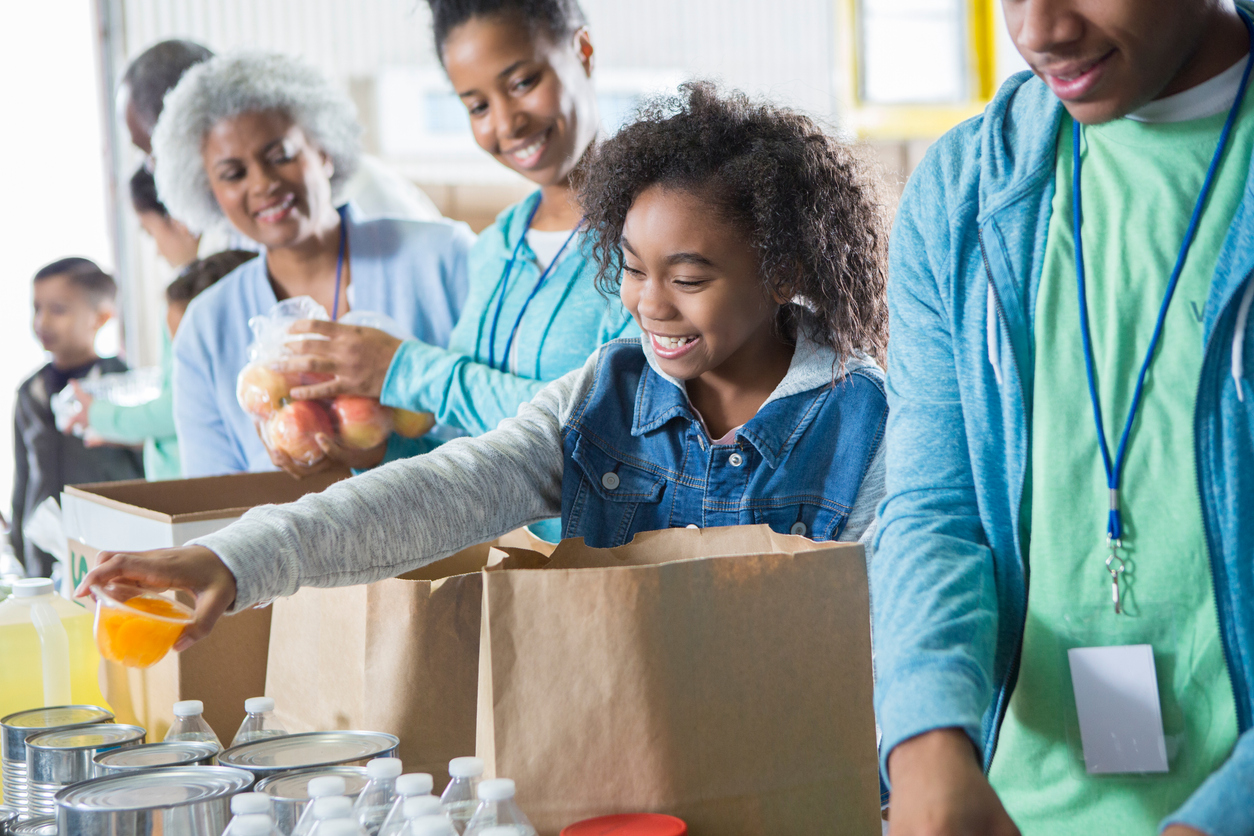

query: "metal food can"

left=0, top=805, right=18, bottom=835
left=55, top=765, right=253, bottom=836
left=1, top=706, right=112, bottom=818
left=25, top=724, right=146, bottom=818
left=93, top=740, right=219, bottom=776
left=10, top=815, right=56, bottom=835
left=217, top=731, right=399, bottom=780
left=254, top=766, right=370, bottom=833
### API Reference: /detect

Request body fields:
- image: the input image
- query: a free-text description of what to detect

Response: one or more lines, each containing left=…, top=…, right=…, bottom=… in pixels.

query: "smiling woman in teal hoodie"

left=276, top=0, right=638, bottom=542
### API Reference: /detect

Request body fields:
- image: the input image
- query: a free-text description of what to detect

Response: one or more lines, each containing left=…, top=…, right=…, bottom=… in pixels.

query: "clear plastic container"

left=0, top=578, right=108, bottom=720
left=410, top=815, right=459, bottom=836
left=377, top=773, right=434, bottom=836
left=318, top=820, right=369, bottom=836
left=226, top=813, right=283, bottom=836
left=307, top=795, right=354, bottom=835
left=463, top=780, right=535, bottom=836
left=290, top=776, right=348, bottom=836
left=353, top=757, right=401, bottom=835
left=163, top=700, right=222, bottom=749
left=440, top=757, right=483, bottom=834
left=222, top=791, right=273, bottom=835
left=231, top=697, right=288, bottom=747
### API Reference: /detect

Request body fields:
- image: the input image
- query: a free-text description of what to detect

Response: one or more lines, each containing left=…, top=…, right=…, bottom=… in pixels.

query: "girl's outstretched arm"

left=77, top=351, right=603, bottom=648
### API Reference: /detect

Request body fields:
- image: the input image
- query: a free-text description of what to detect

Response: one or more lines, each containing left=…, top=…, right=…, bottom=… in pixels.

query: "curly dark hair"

left=426, top=0, right=587, bottom=59
left=166, top=250, right=257, bottom=304
left=577, top=82, right=888, bottom=365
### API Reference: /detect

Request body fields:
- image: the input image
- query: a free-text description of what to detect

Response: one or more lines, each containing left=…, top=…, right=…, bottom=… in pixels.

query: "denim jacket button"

left=728, top=452, right=745, bottom=467
left=790, top=522, right=808, bottom=536
left=601, top=471, right=621, bottom=490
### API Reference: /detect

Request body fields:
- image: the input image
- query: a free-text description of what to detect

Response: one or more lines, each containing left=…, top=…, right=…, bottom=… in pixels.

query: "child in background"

left=13, top=258, right=144, bottom=578
left=79, top=84, right=890, bottom=650
left=66, top=251, right=257, bottom=481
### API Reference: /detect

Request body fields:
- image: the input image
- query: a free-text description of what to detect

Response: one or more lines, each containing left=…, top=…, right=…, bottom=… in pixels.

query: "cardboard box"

left=61, top=469, right=347, bottom=742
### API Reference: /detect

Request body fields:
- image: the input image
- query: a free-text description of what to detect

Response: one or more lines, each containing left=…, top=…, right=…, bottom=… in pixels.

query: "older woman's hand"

left=274, top=320, right=404, bottom=400
left=264, top=426, right=387, bottom=479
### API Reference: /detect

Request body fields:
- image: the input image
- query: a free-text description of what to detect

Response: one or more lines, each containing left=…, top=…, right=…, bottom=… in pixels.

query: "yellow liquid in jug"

left=0, top=606, right=109, bottom=721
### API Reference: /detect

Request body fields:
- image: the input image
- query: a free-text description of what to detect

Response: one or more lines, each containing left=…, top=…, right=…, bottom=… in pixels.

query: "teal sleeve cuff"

left=380, top=339, right=458, bottom=414
left=1161, top=730, right=1254, bottom=836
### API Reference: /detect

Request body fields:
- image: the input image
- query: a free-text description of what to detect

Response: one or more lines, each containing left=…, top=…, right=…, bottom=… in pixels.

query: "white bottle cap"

left=12, top=578, right=53, bottom=597
left=365, top=757, right=402, bottom=779
left=306, top=776, right=347, bottom=798
left=317, top=821, right=362, bottom=836
left=172, top=700, right=204, bottom=717
left=447, top=757, right=484, bottom=779
left=231, top=792, right=271, bottom=815
left=409, top=816, right=458, bottom=836
left=395, top=773, right=434, bottom=797
left=313, top=796, right=353, bottom=820
left=231, top=814, right=275, bottom=836
left=402, top=796, right=443, bottom=819
left=475, top=779, right=515, bottom=802
left=244, top=697, right=275, bottom=714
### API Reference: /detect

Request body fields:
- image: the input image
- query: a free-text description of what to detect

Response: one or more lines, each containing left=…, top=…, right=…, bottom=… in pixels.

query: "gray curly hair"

left=152, top=51, right=362, bottom=233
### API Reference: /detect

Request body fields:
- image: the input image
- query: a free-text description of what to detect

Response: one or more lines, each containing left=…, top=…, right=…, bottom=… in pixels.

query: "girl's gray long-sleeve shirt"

left=192, top=335, right=886, bottom=612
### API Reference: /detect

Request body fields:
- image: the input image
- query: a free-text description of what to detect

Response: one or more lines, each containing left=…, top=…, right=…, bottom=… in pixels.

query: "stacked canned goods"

left=24, top=724, right=145, bottom=817
left=0, top=706, right=111, bottom=818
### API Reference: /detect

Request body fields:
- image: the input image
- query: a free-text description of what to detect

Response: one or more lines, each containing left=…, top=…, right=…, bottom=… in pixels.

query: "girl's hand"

left=886, top=728, right=1020, bottom=836
left=265, top=431, right=383, bottom=479
left=75, top=546, right=237, bottom=651
left=274, top=320, right=403, bottom=400
left=62, top=380, right=94, bottom=436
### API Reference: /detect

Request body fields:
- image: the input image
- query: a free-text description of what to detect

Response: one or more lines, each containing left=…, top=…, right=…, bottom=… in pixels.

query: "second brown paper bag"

left=476, top=525, right=881, bottom=836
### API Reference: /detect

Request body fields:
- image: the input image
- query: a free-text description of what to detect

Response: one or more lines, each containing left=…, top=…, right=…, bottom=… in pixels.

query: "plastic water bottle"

left=463, top=780, right=535, bottom=836
left=440, top=757, right=483, bottom=833
left=353, top=757, right=402, bottom=835
left=377, top=773, right=434, bottom=836
left=223, top=793, right=273, bottom=835
left=307, top=797, right=356, bottom=836
left=409, top=815, right=459, bottom=836
left=317, top=819, right=369, bottom=836
left=290, top=776, right=348, bottom=836
left=398, top=796, right=445, bottom=835
left=231, top=697, right=288, bottom=747
left=228, top=814, right=284, bottom=836
left=164, top=700, right=222, bottom=748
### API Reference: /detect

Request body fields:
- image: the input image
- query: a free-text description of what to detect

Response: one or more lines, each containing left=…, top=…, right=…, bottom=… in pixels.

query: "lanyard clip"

left=1106, top=541, right=1125, bottom=615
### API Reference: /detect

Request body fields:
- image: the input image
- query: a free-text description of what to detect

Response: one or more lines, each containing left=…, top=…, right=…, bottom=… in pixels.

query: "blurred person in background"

left=118, top=38, right=442, bottom=260
left=129, top=166, right=199, bottom=269
left=153, top=51, right=473, bottom=477
left=65, top=250, right=257, bottom=481
left=13, top=259, right=143, bottom=577
left=271, top=0, right=638, bottom=539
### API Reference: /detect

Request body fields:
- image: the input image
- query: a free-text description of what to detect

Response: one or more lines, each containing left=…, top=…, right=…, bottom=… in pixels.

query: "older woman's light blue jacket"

left=874, top=69, right=1254, bottom=835
left=173, top=203, right=473, bottom=477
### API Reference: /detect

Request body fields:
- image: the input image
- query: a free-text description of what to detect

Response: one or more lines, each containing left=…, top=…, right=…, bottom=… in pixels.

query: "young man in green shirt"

left=874, top=0, right=1254, bottom=833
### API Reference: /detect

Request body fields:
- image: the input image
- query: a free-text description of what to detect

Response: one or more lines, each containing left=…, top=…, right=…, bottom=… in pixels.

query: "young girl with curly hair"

left=78, top=84, right=890, bottom=648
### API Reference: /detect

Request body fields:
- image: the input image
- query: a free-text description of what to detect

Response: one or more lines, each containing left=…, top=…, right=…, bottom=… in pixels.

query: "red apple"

left=266, top=401, right=334, bottom=465
left=237, top=363, right=292, bottom=419
left=392, top=408, right=435, bottom=439
left=330, top=395, right=393, bottom=450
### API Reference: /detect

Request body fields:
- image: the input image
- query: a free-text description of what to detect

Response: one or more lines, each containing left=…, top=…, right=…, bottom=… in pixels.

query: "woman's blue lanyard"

left=486, top=198, right=581, bottom=372
left=1073, top=22, right=1253, bottom=614
left=331, top=205, right=348, bottom=321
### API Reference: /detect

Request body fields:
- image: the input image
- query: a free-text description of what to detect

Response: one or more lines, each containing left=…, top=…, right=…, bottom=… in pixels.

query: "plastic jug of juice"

left=0, top=578, right=108, bottom=721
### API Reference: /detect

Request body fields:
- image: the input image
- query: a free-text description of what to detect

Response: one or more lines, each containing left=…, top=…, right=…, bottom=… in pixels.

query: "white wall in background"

left=0, top=0, right=113, bottom=525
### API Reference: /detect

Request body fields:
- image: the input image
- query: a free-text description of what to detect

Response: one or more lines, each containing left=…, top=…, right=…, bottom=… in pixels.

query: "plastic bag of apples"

left=236, top=297, right=435, bottom=467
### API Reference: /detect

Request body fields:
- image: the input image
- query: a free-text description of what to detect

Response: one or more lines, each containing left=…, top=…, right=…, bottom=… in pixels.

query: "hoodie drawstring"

left=1234, top=277, right=1254, bottom=402
left=987, top=283, right=1004, bottom=388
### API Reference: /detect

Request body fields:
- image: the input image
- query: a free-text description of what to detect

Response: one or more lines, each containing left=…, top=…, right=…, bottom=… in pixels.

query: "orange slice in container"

left=91, top=584, right=193, bottom=668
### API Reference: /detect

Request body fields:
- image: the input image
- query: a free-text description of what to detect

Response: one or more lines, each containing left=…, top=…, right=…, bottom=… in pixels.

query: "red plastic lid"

left=561, top=814, right=687, bottom=836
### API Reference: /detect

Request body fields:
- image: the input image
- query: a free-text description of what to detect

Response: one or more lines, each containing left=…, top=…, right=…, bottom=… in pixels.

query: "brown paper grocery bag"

left=265, top=528, right=553, bottom=787
left=476, top=525, right=880, bottom=836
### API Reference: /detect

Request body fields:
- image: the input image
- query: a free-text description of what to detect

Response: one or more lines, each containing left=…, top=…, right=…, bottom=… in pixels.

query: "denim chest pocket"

left=565, top=434, right=668, bottom=547
left=750, top=501, right=849, bottom=542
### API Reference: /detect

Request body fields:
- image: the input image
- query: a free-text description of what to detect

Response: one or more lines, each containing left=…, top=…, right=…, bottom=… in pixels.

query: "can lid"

left=402, top=796, right=442, bottom=819
left=55, top=766, right=254, bottom=811
left=231, top=792, right=272, bottom=815
left=0, top=805, right=17, bottom=822
left=245, top=697, right=275, bottom=714
left=410, top=816, right=458, bottom=836
left=94, top=740, right=220, bottom=769
left=447, top=756, right=483, bottom=779
left=233, top=814, right=276, bottom=836
left=172, top=700, right=204, bottom=717
left=313, top=796, right=353, bottom=820
left=11, top=578, right=53, bottom=598
left=27, top=723, right=145, bottom=751
left=11, top=815, right=57, bottom=835
left=560, top=814, right=689, bottom=836
left=396, top=773, right=433, bottom=796
left=366, top=757, right=402, bottom=779
left=476, top=778, right=515, bottom=802
left=219, top=731, right=398, bottom=774
left=254, top=767, right=370, bottom=802
left=2, top=705, right=112, bottom=730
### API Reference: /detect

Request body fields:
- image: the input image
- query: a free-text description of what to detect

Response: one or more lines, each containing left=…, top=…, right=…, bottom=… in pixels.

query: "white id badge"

left=1067, top=644, right=1169, bottom=774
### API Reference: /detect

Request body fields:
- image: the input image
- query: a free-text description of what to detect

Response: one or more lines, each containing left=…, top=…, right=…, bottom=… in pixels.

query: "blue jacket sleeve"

left=1162, top=730, right=1254, bottom=836
left=871, top=151, right=1001, bottom=780
left=173, top=316, right=246, bottom=477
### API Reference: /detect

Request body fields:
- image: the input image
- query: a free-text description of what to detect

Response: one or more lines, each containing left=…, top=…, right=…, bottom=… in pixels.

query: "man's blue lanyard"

left=486, top=198, right=581, bottom=372
left=1072, top=16, right=1253, bottom=613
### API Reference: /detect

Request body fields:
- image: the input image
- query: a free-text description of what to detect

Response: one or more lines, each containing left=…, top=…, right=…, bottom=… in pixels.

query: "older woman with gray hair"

left=154, top=51, right=473, bottom=478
